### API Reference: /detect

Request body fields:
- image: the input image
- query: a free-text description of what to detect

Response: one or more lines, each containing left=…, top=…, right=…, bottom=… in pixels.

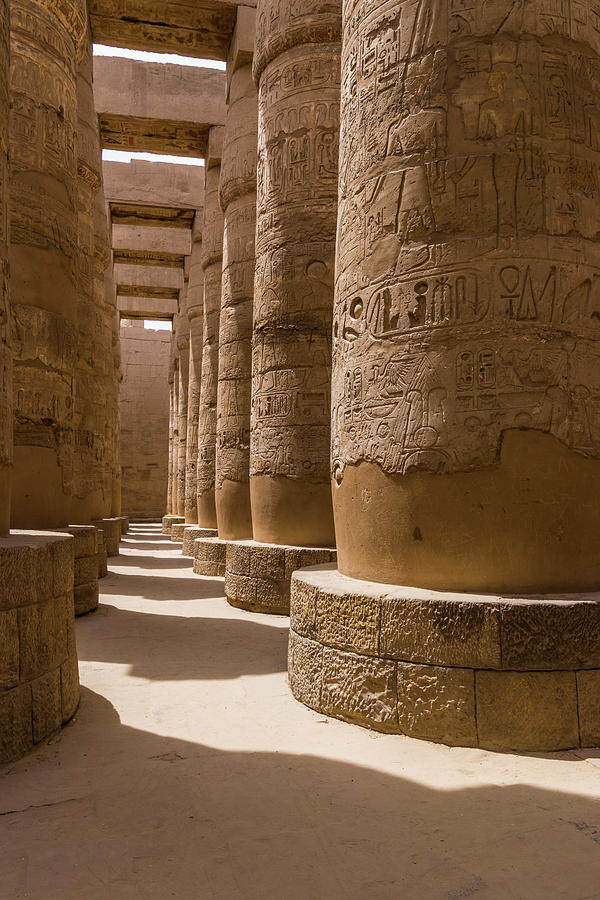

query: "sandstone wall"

left=120, top=320, right=171, bottom=518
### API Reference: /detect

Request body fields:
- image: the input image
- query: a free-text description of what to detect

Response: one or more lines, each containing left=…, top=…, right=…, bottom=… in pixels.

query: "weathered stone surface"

left=92, top=518, right=121, bottom=557
left=331, top=0, right=600, bottom=593
left=162, top=514, right=184, bottom=535
left=251, top=0, right=340, bottom=548
left=500, top=598, right=600, bottom=671
left=184, top=224, right=203, bottom=524
left=476, top=671, right=579, bottom=752
left=215, top=57, right=257, bottom=541
left=226, top=540, right=336, bottom=614
left=288, top=630, right=323, bottom=711
left=0, top=684, right=32, bottom=762
left=320, top=646, right=398, bottom=733
left=397, top=663, right=477, bottom=747
left=315, top=589, right=380, bottom=656
left=60, top=654, right=80, bottom=721
left=74, top=581, right=99, bottom=617
left=182, top=525, right=217, bottom=557
left=121, top=321, right=171, bottom=518
left=10, top=0, right=86, bottom=530
left=96, top=530, right=108, bottom=578
left=0, top=0, right=11, bottom=536
left=0, top=609, right=19, bottom=690
left=577, top=670, right=600, bottom=748
left=31, top=668, right=62, bottom=744
left=193, top=536, right=227, bottom=577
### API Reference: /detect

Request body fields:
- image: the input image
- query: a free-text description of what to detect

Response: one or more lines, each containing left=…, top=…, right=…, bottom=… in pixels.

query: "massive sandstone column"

left=289, top=0, right=600, bottom=752
left=175, top=288, right=190, bottom=520
left=193, top=127, right=227, bottom=574
left=215, top=51, right=257, bottom=541
left=1, top=0, right=79, bottom=765
left=9, top=0, right=86, bottom=528
left=0, top=0, right=11, bottom=536
left=183, top=217, right=203, bottom=524
left=224, top=0, right=339, bottom=614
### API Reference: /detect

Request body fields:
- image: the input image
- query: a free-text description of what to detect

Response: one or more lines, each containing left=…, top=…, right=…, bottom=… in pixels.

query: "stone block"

left=182, top=526, right=217, bottom=557
left=31, top=668, right=62, bottom=744
left=284, top=547, right=336, bottom=581
left=63, top=525, right=97, bottom=558
left=0, top=684, right=33, bottom=763
left=397, top=663, right=477, bottom=746
left=255, top=577, right=288, bottom=615
left=476, top=670, right=579, bottom=751
left=193, top=537, right=226, bottom=577
left=321, top=646, right=398, bottom=732
left=0, top=609, right=19, bottom=690
left=500, top=598, right=600, bottom=670
left=52, top=535, right=75, bottom=596
left=288, top=630, right=323, bottom=710
left=577, top=670, right=600, bottom=747
left=74, top=555, right=98, bottom=587
left=0, top=542, right=35, bottom=610
left=227, top=541, right=250, bottom=576
left=316, top=589, right=380, bottom=656
left=170, top=523, right=186, bottom=542
left=61, top=655, right=80, bottom=722
left=19, top=596, right=67, bottom=682
left=225, top=571, right=257, bottom=608
left=162, top=515, right=185, bottom=534
left=380, top=594, right=501, bottom=669
left=92, top=519, right=121, bottom=557
left=74, top=582, right=99, bottom=616
left=290, top=575, right=318, bottom=638
left=250, top=545, right=285, bottom=580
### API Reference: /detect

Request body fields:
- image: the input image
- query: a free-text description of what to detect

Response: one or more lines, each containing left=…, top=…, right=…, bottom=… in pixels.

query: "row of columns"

left=162, top=0, right=600, bottom=751
left=0, top=0, right=125, bottom=763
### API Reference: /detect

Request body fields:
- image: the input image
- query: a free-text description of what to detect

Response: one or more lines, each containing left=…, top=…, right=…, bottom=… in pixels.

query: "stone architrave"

left=215, top=60, right=257, bottom=540
left=0, top=0, right=11, bottom=535
left=197, top=129, right=224, bottom=529
left=9, top=0, right=87, bottom=529
left=251, top=0, right=340, bottom=548
left=72, top=13, right=105, bottom=525
left=288, top=0, right=600, bottom=752
left=184, top=217, right=204, bottom=524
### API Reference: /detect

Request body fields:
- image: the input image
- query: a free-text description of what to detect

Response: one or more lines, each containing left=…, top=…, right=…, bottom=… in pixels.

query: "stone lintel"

left=110, top=204, right=196, bottom=230
left=225, top=540, right=337, bottom=616
left=288, top=566, right=600, bottom=751
left=112, top=225, right=192, bottom=256
left=113, top=249, right=187, bottom=269
left=103, top=160, right=204, bottom=210
left=117, top=285, right=180, bottom=302
left=119, top=296, right=177, bottom=319
left=99, top=113, right=210, bottom=158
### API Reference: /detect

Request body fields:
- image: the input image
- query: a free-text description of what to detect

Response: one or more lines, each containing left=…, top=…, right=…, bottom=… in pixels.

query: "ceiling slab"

left=113, top=248, right=186, bottom=268
left=110, top=203, right=195, bottom=228
left=117, top=284, right=180, bottom=301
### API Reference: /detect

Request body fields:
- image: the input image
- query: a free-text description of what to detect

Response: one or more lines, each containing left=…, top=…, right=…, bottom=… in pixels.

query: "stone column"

left=162, top=341, right=184, bottom=534
left=184, top=218, right=203, bottom=525
left=216, top=35, right=257, bottom=542
left=289, top=0, right=600, bottom=752
left=175, top=288, right=190, bottom=521
left=72, top=15, right=104, bottom=527
left=224, top=1, right=339, bottom=614
left=194, top=127, right=227, bottom=574
left=0, top=0, right=11, bottom=536
left=9, top=0, right=86, bottom=529
left=1, top=0, right=79, bottom=764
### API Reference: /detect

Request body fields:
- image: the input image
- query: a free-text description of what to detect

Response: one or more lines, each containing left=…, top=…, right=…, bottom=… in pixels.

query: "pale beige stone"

left=320, top=646, right=398, bottom=733
left=397, top=663, right=477, bottom=747
left=193, top=536, right=227, bottom=578
left=0, top=0, right=10, bottom=536
left=577, top=670, right=600, bottom=747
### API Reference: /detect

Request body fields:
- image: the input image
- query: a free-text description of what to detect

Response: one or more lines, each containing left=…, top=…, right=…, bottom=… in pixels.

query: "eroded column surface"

left=72, top=17, right=104, bottom=524
left=9, top=0, right=86, bottom=529
left=184, top=220, right=203, bottom=524
left=197, top=149, right=223, bottom=529
left=176, top=288, right=190, bottom=517
left=215, top=63, right=257, bottom=540
left=332, top=0, right=600, bottom=593
left=251, top=0, right=341, bottom=547
left=0, top=0, right=11, bottom=536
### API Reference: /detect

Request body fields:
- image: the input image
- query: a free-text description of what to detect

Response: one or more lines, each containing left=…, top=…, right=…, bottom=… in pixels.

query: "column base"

left=289, top=565, right=600, bottom=752
left=170, top=523, right=186, bottom=542
left=115, top=516, right=129, bottom=535
left=182, top=526, right=218, bottom=557
left=91, top=518, right=121, bottom=557
left=225, top=540, right=337, bottom=616
left=60, top=526, right=99, bottom=617
left=96, top=531, right=108, bottom=579
left=193, top=536, right=227, bottom=577
left=162, top=515, right=185, bottom=535
left=0, top=531, right=79, bottom=764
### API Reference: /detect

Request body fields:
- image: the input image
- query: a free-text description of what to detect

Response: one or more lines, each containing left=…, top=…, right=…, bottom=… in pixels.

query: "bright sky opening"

left=102, top=149, right=204, bottom=166
left=144, top=320, right=173, bottom=331
left=93, top=44, right=226, bottom=70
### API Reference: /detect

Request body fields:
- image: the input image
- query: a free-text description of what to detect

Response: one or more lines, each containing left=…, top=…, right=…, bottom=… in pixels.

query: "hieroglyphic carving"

left=215, top=63, right=257, bottom=539
left=9, top=0, right=86, bottom=527
left=197, top=163, right=223, bottom=527
left=250, top=2, right=341, bottom=546
left=332, top=0, right=600, bottom=483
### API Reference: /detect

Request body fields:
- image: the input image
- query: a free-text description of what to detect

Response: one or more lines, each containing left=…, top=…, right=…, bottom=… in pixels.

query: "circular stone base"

left=162, top=515, right=185, bottom=535
left=182, top=526, right=218, bottom=557
left=91, top=518, right=121, bottom=557
left=60, top=526, right=99, bottom=617
left=226, top=540, right=337, bottom=616
left=170, top=523, right=186, bottom=542
left=115, top=516, right=129, bottom=535
left=289, top=565, right=600, bottom=752
left=193, top=536, right=227, bottom=577
left=0, top=531, right=79, bottom=763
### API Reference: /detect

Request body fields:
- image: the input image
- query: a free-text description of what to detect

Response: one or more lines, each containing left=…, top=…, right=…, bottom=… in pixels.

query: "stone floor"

left=2, top=524, right=600, bottom=899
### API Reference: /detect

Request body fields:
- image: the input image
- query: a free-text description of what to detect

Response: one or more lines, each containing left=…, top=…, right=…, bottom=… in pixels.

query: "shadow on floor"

left=113, top=554, right=195, bottom=570
left=2, top=685, right=600, bottom=900
left=76, top=603, right=288, bottom=680
left=99, top=571, right=223, bottom=601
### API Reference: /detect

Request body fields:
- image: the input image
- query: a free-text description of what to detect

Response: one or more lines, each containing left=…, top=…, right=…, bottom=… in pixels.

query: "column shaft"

left=0, top=0, right=11, bottom=535
left=184, top=221, right=203, bottom=523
